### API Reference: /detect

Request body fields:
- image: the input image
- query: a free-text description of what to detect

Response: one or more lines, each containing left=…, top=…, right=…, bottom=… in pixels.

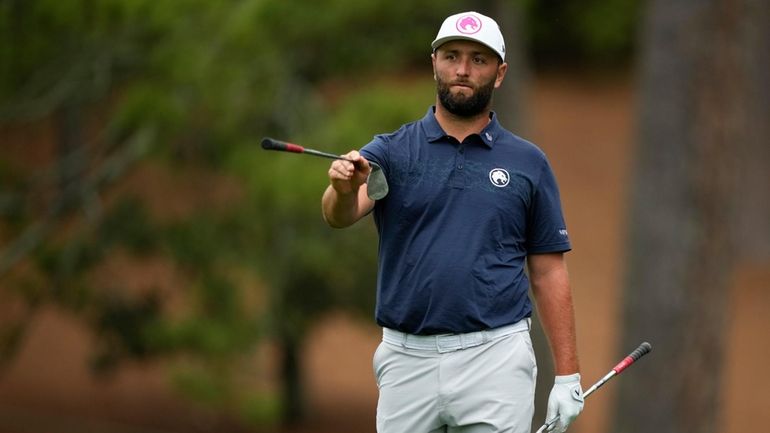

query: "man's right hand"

left=328, top=150, right=371, bottom=195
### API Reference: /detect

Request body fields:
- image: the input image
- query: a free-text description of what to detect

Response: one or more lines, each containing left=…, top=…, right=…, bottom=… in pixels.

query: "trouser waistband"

left=382, top=318, right=531, bottom=354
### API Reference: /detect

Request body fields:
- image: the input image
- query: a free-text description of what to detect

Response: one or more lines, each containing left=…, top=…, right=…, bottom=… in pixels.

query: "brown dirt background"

left=1, top=74, right=768, bottom=433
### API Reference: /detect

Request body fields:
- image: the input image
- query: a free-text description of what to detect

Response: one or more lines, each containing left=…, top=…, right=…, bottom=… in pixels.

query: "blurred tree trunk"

left=484, top=0, right=532, bottom=134
left=613, top=1, right=770, bottom=432
left=279, top=332, right=304, bottom=426
left=733, top=0, right=770, bottom=259
left=269, top=222, right=305, bottom=426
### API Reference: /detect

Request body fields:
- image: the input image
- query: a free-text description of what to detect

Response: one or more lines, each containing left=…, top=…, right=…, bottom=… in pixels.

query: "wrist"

left=554, top=373, right=581, bottom=384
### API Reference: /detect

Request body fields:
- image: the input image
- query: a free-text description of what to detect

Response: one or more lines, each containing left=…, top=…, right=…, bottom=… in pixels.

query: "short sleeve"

left=360, top=135, right=389, bottom=181
left=525, top=158, right=571, bottom=253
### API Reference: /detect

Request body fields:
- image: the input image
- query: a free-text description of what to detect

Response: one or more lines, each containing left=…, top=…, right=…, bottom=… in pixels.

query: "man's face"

left=432, top=40, right=507, bottom=117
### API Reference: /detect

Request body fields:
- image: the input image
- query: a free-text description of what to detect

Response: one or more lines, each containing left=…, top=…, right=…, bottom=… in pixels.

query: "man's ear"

left=431, top=52, right=438, bottom=80
left=495, top=62, right=508, bottom=88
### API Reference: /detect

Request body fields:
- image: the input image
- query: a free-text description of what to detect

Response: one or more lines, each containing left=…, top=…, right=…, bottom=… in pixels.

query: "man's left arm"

left=528, top=252, right=579, bottom=374
left=528, top=252, right=583, bottom=432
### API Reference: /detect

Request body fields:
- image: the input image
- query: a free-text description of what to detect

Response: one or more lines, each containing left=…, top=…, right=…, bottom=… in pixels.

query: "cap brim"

left=431, top=36, right=503, bottom=60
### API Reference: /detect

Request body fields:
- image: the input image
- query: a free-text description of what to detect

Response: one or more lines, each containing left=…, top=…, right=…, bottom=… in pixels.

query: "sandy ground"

left=1, top=74, right=768, bottom=433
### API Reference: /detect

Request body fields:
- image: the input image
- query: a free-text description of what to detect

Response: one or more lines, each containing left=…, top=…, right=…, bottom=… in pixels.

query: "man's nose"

left=456, top=58, right=471, bottom=76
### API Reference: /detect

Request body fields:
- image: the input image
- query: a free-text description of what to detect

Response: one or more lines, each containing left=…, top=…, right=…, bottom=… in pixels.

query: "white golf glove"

left=545, top=373, right=584, bottom=432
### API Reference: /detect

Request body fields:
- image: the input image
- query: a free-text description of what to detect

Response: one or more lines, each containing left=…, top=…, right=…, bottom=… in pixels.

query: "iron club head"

left=366, top=162, right=388, bottom=200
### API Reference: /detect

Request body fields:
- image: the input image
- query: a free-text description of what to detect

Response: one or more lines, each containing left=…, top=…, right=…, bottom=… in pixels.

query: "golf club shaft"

left=261, top=137, right=354, bottom=162
left=535, top=342, right=652, bottom=433
left=260, top=136, right=389, bottom=200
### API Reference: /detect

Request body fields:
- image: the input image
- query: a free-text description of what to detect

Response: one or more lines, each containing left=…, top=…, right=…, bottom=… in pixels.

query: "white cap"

left=431, top=11, right=506, bottom=61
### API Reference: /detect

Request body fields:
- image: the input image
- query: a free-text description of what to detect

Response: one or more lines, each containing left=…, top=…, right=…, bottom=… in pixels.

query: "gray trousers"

left=374, top=320, right=537, bottom=433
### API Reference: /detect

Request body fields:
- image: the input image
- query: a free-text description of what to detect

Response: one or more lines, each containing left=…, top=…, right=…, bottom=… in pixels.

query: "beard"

left=437, top=75, right=496, bottom=117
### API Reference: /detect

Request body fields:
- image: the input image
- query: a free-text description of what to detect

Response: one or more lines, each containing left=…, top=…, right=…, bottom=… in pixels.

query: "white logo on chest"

left=489, top=168, right=510, bottom=187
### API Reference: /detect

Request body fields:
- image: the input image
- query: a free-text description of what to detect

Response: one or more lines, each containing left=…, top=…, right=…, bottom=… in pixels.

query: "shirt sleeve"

left=526, top=157, right=571, bottom=254
left=360, top=135, right=389, bottom=180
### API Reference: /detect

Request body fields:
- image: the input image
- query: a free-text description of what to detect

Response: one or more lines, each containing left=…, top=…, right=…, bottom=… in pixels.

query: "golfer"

left=322, top=11, right=583, bottom=433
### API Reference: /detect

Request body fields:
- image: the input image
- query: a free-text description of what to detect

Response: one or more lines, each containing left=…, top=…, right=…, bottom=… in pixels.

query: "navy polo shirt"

left=360, top=107, right=570, bottom=335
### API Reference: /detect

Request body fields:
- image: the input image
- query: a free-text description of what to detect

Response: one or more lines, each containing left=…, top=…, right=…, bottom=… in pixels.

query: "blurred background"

left=1, top=0, right=768, bottom=432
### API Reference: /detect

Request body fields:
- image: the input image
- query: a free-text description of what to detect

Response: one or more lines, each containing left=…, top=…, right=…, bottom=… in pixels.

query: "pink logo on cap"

left=455, top=14, right=482, bottom=35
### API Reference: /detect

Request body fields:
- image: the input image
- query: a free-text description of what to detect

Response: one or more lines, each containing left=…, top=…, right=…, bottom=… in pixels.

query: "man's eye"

left=473, top=57, right=487, bottom=64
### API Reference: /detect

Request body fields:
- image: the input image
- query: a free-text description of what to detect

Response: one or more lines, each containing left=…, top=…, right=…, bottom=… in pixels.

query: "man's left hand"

left=545, top=373, right=584, bottom=432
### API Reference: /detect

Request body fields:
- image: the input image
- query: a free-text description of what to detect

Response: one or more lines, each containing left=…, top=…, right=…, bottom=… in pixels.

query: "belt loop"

left=401, top=332, right=407, bottom=348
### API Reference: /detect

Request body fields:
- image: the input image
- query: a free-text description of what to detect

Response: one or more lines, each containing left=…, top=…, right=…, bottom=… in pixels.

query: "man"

left=321, top=11, right=583, bottom=433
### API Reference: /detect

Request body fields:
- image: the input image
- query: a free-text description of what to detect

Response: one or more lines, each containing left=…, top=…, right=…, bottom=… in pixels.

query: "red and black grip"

left=261, top=137, right=304, bottom=153
left=612, top=341, right=652, bottom=374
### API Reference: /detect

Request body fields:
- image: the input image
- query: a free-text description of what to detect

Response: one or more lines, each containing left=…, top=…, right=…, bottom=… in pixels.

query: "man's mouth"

left=451, top=82, right=474, bottom=91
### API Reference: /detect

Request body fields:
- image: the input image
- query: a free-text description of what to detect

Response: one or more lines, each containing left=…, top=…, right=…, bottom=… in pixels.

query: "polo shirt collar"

left=421, top=106, right=502, bottom=148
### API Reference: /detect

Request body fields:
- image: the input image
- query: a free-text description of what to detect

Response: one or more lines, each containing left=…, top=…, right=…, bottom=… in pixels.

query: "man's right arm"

left=321, top=150, right=375, bottom=228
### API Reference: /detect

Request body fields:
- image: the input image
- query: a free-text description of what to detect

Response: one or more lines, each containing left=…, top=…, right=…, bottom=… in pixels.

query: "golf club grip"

left=612, top=342, right=652, bottom=374
left=536, top=342, right=651, bottom=433
left=261, top=137, right=304, bottom=153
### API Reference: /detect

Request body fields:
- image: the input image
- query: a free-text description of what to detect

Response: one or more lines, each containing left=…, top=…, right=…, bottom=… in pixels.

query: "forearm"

left=529, top=254, right=580, bottom=375
left=321, top=185, right=371, bottom=228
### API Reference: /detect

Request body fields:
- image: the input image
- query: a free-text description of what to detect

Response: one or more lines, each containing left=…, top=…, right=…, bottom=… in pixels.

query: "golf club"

left=261, top=137, right=388, bottom=200
left=535, top=341, right=652, bottom=433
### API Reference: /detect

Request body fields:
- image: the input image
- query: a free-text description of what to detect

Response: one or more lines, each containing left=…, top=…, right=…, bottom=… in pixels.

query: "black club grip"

left=261, top=137, right=304, bottom=153
left=630, top=342, right=652, bottom=361
left=612, top=341, right=652, bottom=374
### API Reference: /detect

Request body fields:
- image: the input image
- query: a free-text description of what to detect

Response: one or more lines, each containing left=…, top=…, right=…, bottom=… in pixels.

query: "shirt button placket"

left=451, top=146, right=466, bottom=189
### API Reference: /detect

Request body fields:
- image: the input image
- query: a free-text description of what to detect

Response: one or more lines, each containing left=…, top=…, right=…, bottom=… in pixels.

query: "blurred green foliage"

left=522, top=0, right=642, bottom=68
left=0, top=0, right=642, bottom=426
